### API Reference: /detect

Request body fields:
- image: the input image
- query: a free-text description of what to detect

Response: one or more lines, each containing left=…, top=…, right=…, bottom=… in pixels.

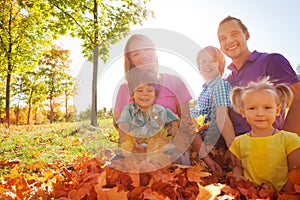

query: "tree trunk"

left=65, top=90, right=68, bottom=122
left=5, top=70, right=11, bottom=127
left=15, top=106, right=19, bottom=125
left=50, top=95, right=54, bottom=124
left=91, top=0, right=98, bottom=127
left=27, top=104, right=32, bottom=125
left=27, top=89, right=33, bottom=125
left=91, top=45, right=98, bottom=126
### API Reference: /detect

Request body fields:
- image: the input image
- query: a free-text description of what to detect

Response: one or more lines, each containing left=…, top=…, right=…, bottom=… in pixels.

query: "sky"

left=57, top=0, right=300, bottom=112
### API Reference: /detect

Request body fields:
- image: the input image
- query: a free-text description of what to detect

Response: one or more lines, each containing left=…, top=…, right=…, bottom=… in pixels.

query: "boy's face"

left=198, top=53, right=220, bottom=82
left=132, top=83, right=156, bottom=110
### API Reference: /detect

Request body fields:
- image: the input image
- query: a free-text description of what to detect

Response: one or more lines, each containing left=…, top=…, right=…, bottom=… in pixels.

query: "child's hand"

left=197, top=124, right=209, bottom=132
left=166, top=123, right=179, bottom=137
left=203, top=155, right=222, bottom=172
left=234, top=175, right=248, bottom=182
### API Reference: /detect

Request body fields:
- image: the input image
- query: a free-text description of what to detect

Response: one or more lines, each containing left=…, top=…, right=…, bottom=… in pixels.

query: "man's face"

left=217, top=20, right=249, bottom=59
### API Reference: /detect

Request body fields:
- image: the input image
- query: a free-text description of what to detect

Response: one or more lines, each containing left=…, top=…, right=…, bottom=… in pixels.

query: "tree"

left=47, top=0, right=153, bottom=126
left=0, top=0, right=54, bottom=127
left=11, top=71, right=48, bottom=125
left=39, top=44, right=74, bottom=123
left=61, top=76, right=77, bottom=122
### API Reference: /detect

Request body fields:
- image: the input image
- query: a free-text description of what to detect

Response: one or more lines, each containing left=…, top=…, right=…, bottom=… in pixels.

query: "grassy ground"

left=0, top=119, right=118, bottom=177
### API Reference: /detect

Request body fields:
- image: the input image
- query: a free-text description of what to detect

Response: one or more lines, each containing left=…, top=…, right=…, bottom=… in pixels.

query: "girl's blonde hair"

left=124, top=34, right=158, bottom=81
left=196, top=46, right=226, bottom=75
left=230, top=78, right=294, bottom=114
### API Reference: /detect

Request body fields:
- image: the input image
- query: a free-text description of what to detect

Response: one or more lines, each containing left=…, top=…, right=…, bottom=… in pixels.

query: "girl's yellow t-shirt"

left=229, top=130, right=300, bottom=191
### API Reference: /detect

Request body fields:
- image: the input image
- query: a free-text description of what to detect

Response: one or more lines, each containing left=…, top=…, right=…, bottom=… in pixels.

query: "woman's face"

left=127, top=39, right=158, bottom=73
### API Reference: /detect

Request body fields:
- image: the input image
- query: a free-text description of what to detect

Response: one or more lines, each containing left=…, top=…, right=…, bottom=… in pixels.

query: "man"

left=217, top=16, right=300, bottom=136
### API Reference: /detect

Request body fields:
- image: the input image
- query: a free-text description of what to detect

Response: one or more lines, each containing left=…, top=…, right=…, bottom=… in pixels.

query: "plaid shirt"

left=190, top=76, right=232, bottom=136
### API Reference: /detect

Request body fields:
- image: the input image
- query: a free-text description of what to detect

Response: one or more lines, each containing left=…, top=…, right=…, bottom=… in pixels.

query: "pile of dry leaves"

left=1, top=151, right=300, bottom=199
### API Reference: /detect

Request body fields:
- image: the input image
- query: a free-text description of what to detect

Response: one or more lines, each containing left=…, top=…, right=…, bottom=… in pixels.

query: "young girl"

left=229, top=78, right=300, bottom=192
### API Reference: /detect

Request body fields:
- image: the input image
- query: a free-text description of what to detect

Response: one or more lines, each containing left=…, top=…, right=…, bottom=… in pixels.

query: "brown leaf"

left=127, top=186, right=146, bottom=200
left=277, top=192, right=300, bottom=200
left=151, top=181, right=176, bottom=199
left=294, top=184, right=300, bottom=193
left=105, top=168, right=120, bottom=187
left=102, top=187, right=128, bottom=200
left=68, top=182, right=93, bottom=200
left=128, top=173, right=140, bottom=188
left=187, top=165, right=211, bottom=182
left=289, top=166, right=300, bottom=185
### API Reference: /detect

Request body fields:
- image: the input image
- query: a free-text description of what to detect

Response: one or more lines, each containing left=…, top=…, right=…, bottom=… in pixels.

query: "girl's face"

left=240, top=90, right=282, bottom=133
left=132, top=84, right=156, bottom=111
left=128, top=39, right=158, bottom=73
left=197, top=52, right=221, bottom=82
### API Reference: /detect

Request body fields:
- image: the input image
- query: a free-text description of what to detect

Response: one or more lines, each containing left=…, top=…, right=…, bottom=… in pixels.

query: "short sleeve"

left=165, top=108, right=180, bottom=123
left=267, top=54, right=300, bottom=85
left=212, top=80, right=232, bottom=107
left=229, top=136, right=242, bottom=160
left=282, top=131, right=300, bottom=155
left=116, top=104, right=132, bottom=125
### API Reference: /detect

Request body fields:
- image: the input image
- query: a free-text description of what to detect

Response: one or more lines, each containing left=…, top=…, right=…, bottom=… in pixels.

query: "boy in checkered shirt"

left=190, top=46, right=235, bottom=156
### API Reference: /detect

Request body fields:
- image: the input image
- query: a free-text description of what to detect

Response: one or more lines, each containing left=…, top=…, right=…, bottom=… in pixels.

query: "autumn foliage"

left=1, top=152, right=300, bottom=200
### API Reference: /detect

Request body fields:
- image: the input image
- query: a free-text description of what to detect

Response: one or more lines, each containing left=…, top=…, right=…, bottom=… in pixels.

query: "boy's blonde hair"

left=196, top=46, right=226, bottom=75
left=127, top=68, right=159, bottom=96
left=230, top=78, right=294, bottom=114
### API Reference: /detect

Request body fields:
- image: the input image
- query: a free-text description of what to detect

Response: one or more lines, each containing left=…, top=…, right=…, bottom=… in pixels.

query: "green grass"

left=0, top=119, right=118, bottom=177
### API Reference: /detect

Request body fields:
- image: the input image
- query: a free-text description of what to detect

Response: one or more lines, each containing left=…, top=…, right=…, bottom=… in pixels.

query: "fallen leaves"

left=0, top=153, right=300, bottom=199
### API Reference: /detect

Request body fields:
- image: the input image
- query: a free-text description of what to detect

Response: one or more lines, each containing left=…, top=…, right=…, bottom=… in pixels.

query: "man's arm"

left=284, top=82, right=300, bottom=136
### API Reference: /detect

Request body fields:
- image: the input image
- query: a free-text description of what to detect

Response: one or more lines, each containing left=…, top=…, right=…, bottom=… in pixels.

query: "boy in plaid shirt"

left=190, top=46, right=235, bottom=156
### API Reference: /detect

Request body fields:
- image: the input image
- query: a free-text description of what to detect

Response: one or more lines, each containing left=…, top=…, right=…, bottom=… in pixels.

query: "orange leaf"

left=97, top=187, right=127, bottom=200
left=294, top=184, right=300, bottom=193
left=9, top=166, right=20, bottom=179
left=187, top=165, right=211, bottom=182
left=68, top=182, right=93, bottom=200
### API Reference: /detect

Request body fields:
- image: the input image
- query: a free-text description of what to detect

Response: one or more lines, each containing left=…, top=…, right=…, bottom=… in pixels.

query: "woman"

left=113, top=34, right=221, bottom=171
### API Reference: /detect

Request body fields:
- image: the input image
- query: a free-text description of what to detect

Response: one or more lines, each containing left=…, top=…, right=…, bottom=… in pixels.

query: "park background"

left=60, top=0, right=300, bottom=114
left=1, top=0, right=300, bottom=198
left=1, top=0, right=300, bottom=125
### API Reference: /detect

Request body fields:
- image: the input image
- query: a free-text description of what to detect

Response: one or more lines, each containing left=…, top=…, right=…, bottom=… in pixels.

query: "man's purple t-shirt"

left=114, top=73, right=192, bottom=116
left=225, top=51, right=300, bottom=135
